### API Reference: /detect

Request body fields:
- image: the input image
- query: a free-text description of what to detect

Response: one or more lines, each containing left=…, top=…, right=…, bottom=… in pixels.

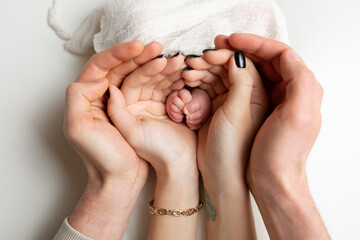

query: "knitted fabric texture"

left=48, top=0, right=288, bottom=56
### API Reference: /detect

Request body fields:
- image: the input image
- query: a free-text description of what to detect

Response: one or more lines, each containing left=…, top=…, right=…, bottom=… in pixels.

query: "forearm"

left=148, top=172, right=200, bottom=240
left=201, top=171, right=256, bottom=240
left=250, top=178, right=330, bottom=240
left=69, top=176, right=145, bottom=240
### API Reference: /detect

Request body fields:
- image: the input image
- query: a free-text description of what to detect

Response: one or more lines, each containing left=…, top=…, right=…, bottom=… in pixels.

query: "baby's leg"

left=166, top=87, right=211, bottom=130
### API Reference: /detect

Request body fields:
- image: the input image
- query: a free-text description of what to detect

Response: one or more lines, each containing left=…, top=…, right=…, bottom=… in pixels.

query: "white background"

left=1, top=0, right=359, bottom=239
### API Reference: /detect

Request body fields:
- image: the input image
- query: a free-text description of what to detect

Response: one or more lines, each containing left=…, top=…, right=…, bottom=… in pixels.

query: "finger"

left=65, top=78, right=109, bottom=129
left=162, top=54, right=185, bottom=75
left=182, top=69, right=226, bottom=95
left=121, top=58, right=167, bottom=104
left=107, top=85, right=140, bottom=142
left=229, top=33, right=290, bottom=84
left=77, top=40, right=144, bottom=82
left=185, top=56, right=213, bottom=70
left=208, top=65, right=231, bottom=90
left=106, top=41, right=163, bottom=87
left=152, top=71, right=183, bottom=102
left=222, top=51, right=254, bottom=117
left=229, top=33, right=290, bottom=62
left=214, top=34, right=234, bottom=50
left=202, top=49, right=234, bottom=66
left=163, top=79, right=186, bottom=100
left=141, top=54, right=184, bottom=100
left=201, top=51, right=234, bottom=90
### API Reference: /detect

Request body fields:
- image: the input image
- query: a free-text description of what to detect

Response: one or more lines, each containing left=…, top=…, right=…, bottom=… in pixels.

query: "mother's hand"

left=183, top=50, right=269, bottom=239
left=107, top=53, right=197, bottom=179
left=107, top=52, right=199, bottom=239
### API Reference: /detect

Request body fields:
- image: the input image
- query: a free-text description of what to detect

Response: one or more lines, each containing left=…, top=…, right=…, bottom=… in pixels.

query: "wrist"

left=154, top=155, right=199, bottom=183
left=246, top=159, right=308, bottom=196
left=154, top=172, right=200, bottom=209
left=68, top=174, right=146, bottom=239
left=250, top=178, right=330, bottom=240
left=200, top=153, right=249, bottom=189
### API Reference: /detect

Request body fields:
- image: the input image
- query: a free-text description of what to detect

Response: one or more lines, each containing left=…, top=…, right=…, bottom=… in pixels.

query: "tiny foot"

left=183, top=88, right=211, bottom=130
left=166, top=88, right=192, bottom=122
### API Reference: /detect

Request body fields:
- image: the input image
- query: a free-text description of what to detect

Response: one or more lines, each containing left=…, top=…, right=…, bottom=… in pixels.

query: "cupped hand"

left=64, top=40, right=162, bottom=187
left=215, top=33, right=323, bottom=189
left=183, top=50, right=269, bottom=181
left=107, top=52, right=198, bottom=179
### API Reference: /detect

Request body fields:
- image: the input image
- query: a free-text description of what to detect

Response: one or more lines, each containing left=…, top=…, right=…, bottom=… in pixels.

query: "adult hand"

left=215, top=33, right=330, bottom=239
left=107, top=52, right=199, bottom=239
left=183, top=49, right=269, bottom=239
left=63, top=40, right=161, bottom=239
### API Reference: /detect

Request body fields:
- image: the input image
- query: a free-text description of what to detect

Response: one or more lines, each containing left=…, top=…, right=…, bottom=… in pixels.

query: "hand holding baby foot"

left=181, top=49, right=269, bottom=239
left=215, top=33, right=330, bottom=240
left=107, top=52, right=199, bottom=239
left=185, top=49, right=269, bottom=175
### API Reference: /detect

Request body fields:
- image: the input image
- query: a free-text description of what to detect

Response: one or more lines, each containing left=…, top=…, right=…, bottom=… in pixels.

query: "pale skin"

left=64, top=40, right=156, bottom=239
left=63, top=34, right=331, bottom=240
left=65, top=40, right=202, bottom=240
left=181, top=49, right=269, bottom=240
left=214, top=33, right=331, bottom=239
left=107, top=50, right=200, bottom=239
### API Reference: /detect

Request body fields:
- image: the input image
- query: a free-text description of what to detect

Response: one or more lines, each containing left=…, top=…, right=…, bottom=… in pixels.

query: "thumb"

left=66, top=78, right=108, bottom=123
left=223, top=51, right=254, bottom=114
left=107, top=85, right=139, bottom=142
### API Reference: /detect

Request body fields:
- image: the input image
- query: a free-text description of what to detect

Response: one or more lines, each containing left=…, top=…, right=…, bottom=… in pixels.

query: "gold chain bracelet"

left=149, top=199, right=203, bottom=217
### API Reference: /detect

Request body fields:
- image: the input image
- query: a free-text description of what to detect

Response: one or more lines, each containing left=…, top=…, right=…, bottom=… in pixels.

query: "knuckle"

left=296, top=68, right=316, bottom=82
left=63, top=119, right=81, bottom=143
left=283, top=107, right=322, bottom=132
left=65, top=83, right=79, bottom=97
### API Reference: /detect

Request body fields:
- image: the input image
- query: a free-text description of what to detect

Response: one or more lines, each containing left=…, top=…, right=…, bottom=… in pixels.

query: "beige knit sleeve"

left=54, top=217, right=94, bottom=240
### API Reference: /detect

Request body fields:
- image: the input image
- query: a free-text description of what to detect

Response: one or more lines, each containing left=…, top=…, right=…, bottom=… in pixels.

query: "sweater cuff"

left=54, top=217, right=93, bottom=240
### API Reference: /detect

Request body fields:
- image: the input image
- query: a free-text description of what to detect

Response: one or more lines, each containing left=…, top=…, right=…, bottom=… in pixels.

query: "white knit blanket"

left=48, top=0, right=288, bottom=56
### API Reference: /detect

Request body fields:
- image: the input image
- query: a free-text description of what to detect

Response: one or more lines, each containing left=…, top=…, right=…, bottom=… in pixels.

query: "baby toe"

left=178, top=88, right=192, bottom=104
left=165, top=90, right=185, bottom=122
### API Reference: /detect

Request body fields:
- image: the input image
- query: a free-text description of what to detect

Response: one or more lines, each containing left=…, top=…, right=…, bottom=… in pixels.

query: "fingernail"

left=287, top=49, right=301, bottom=62
left=170, top=52, right=181, bottom=58
left=235, top=51, right=246, bottom=68
left=181, top=67, right=193, bottom=73
left=105, top=88, right=110, bottom=99
left=184, top=107, right=189, bottom=115
left=202, top=49, right=216, bottom=53
left=185, top=54, right=200, bottom=60
left=153, top=54, right=164, bottom=59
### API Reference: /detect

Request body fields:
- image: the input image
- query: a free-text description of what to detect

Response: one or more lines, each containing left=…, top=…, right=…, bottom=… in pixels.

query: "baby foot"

left=166, top=87, right=211, bottom=130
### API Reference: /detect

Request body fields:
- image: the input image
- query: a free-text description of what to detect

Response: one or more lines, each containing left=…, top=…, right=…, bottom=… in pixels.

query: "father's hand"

left=216, top=33, right=330, bottom=239
left=64, top=40, right=150, bottom=239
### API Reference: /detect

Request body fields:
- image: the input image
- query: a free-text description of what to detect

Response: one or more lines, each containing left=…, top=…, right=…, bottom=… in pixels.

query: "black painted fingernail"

left=185, top=54, right=201, bottom=60
left=181, top=67, right=193, bottom=73
left=170, top=52, right=180, bottom=58
left=235, top=51, right=246, bottom=68
left=153, top=54, right=164, bottom=59
left=202, top=49, right=216, bottom=53
left=105, top=89, right=110, bottom=99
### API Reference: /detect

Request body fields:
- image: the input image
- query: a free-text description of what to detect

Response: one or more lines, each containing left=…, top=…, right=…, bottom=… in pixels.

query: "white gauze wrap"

left=48, top=0, right=289, bottom=56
